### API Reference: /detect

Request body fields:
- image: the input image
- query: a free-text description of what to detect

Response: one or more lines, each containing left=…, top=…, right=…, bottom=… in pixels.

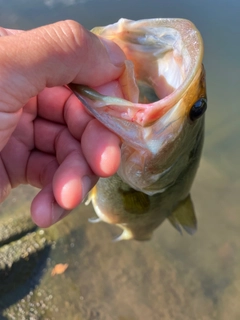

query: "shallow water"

left=0, top=0, right=239, bottom=319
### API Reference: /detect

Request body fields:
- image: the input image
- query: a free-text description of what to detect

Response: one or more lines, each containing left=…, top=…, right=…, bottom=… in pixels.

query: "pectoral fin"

left=88, top=217, right=102, bottom=223
left=168, top=195, right=197, bottom=235
left=119, top=188, right=150, bottom=214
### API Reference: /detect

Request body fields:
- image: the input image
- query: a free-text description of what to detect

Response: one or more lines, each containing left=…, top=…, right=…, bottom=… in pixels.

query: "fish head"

left=70, top=18, right=207, bottom=195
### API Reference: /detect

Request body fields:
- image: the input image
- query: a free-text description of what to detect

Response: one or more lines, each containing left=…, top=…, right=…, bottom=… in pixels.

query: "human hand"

left=0, top=20, right=125, bottom=227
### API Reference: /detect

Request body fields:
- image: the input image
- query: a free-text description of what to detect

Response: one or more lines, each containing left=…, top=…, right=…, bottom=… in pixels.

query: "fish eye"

left=190, top=98, right=207, bottom=121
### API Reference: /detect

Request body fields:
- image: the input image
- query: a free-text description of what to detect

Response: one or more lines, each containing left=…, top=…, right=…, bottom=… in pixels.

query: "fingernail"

left=101, top=38, right=125, bottom=67
left=52, top=202, right=65, bottom=224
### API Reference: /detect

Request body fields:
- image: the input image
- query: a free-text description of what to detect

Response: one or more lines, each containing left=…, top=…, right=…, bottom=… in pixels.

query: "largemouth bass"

left=69, top=18, right=207, bottom=240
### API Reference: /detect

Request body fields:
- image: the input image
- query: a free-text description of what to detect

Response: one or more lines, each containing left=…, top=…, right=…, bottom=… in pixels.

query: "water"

left=0, top=0, right=239, bottom=319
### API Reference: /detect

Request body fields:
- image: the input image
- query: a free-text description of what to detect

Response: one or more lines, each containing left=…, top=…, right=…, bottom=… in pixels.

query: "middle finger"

left=34, top=118, right=97, bottom=207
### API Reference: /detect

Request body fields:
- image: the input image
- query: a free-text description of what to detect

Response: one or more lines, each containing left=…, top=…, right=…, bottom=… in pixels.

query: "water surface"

left=0, top=1, right=239, bottom=319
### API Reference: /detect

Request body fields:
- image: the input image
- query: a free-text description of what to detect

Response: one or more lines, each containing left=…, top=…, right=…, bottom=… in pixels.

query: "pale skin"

left=0, top=20, right=124, bottom=228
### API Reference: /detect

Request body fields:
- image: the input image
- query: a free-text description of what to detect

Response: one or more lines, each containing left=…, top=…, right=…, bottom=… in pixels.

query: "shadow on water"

left=0, top=226, right=37, bottom=248
left=0, top=204, right=52, bottom=316
left=0, top=185, right=88, bottom=319
left=0, top=245, right=51, bottom=312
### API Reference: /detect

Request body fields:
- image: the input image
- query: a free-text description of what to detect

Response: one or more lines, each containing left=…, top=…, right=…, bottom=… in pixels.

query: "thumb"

left=0, top=20, right=125, bottom=109
left=0, top=20, right=125, bottom=149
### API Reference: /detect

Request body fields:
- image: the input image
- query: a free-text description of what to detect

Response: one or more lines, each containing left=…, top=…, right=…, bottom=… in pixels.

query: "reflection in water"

left=0, top=0, right=239, bottom=319
left=44, top=0, right=88, bottom=8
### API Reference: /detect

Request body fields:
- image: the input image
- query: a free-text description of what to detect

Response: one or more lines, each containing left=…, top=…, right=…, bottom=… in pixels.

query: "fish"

left=69, top=18, right=207, bottom=240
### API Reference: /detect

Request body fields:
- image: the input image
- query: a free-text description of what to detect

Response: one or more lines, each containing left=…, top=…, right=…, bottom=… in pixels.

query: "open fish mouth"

left=70, top=18, right=204, bottom=127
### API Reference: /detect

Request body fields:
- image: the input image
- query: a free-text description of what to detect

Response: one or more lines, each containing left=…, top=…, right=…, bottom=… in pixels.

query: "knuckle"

left=0, top=27, right=8, bottom=37
left=59, top=20, right=90, bottom=51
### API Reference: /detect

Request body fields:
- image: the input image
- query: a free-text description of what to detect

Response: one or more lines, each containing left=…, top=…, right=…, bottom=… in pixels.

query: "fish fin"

left=119, top=188, right=150, bottom=214
left=113, top=227, right=153, bottom=241
left=168, top=195, right=197, bottom=235
left=88, top=217, right=101, bottom=224
left=113, top=228, right=134, bottom=242
left=85, top=196, right=92, bottom=206
left=84, top=186, right=97, bottom=205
